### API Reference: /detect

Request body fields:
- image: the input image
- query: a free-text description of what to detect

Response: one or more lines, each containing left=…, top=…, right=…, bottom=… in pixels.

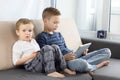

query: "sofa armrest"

left=81, top=37, right=120, bottom=59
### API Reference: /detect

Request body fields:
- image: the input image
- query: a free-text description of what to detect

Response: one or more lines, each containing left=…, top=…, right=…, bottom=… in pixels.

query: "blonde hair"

left=16, top=18, right=33, bottom=30
left=42, top=7, right=61, bottom=19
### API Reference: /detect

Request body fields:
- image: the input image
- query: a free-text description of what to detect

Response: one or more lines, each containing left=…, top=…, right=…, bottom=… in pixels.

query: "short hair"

left=16, top=18, right=33, bottom=30
left=42, top=7, right=61, bottom=19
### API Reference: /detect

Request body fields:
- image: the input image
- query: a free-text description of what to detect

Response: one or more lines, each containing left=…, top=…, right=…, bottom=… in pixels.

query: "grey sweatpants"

left=24, top=45, right=66, bottom=74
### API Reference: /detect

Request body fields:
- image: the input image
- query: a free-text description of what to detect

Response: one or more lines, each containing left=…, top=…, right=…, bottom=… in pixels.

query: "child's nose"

left=26, top=31, right=30, bottom=34
left=56, top=24, right=59, bottom=27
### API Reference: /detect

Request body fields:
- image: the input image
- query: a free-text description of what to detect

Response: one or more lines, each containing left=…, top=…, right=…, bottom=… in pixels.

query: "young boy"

left=36, top=7, right=111, bottom=73
left=12, top=18, right=76, bottom=78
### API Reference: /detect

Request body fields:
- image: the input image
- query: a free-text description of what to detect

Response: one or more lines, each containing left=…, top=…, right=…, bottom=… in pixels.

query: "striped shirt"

left=36, top=32, right=72, bottom=55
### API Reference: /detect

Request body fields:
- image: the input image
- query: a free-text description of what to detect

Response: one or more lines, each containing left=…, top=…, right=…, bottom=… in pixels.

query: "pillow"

left=57, top=18, right=82, bottom=51
left=0, top=21, right=16, bottom=70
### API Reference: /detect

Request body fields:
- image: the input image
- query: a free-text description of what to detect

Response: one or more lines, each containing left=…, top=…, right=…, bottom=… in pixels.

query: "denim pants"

left=67, top=48, right=111, bottom=72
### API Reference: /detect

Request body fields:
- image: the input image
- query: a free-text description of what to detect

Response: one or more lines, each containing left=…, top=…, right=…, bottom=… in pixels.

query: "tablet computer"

left=75, top=43, right=91, bottom=57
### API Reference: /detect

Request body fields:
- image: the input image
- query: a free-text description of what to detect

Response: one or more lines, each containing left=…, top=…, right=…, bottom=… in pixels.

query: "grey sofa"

left=0, top=18, right=119, bottom=80
left=0, top=19, right=92, bottom=80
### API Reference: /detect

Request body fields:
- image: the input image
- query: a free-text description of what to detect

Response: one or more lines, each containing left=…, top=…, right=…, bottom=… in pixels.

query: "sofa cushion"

left=57, top=18, right=82, bottom=51
left=0, top=21, right=16, bottom=70
left=0, top=68, right=92, bottom=80
left=93, top=59, right=120, bottom=80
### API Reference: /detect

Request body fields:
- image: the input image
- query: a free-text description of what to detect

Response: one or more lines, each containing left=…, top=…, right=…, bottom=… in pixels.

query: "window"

left=76, top=0, right=96, bottom=31
left=77, top=0, right=111, bottom=33
left=110, top=0, right=120, bottom=33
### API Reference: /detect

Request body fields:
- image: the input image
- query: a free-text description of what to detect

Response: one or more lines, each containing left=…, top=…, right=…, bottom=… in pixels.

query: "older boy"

left=36, top=7, right=111, bottom=73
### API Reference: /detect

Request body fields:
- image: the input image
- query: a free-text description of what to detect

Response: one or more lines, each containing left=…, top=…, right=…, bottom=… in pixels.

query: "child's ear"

left=43, top=18, right=48, bottom=24
left=16, top=30, right=19, bottom=36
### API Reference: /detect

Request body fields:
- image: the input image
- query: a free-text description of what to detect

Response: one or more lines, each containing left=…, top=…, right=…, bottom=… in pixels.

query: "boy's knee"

left=51, top=44, right=59, bottom=49
left=43, top=45, right=53, bottom=51
left=68, top=59, right=89, bottom=72
left=103, top=48, right=111, bottom=58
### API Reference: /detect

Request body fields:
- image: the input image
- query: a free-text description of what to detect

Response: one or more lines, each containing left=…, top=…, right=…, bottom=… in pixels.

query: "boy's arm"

left=58, top=33, right=76, bottom=60
left=15, top=52, right=37, bottom=66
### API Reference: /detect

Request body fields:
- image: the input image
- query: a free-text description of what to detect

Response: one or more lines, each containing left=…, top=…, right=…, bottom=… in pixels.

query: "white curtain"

left=76, top=0, right=110, bottom=31
left=0, top=0, right=52, bottom=20
left=76, top=0, right=96, bottom=31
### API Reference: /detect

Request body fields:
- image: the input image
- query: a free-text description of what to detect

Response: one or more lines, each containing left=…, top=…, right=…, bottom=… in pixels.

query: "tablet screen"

left=75, top=43, right=91, bottom=57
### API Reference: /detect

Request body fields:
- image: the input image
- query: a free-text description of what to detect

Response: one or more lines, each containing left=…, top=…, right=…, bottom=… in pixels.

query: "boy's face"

left=44, top=16, right=60, bottom=32
left=16, top=23, right=34, bottom=42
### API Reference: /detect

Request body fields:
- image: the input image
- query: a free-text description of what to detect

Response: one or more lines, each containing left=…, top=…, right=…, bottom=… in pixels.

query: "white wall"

left=0, top=0, right=76, bottom=20
left=0, top=0, right=51, bottom=20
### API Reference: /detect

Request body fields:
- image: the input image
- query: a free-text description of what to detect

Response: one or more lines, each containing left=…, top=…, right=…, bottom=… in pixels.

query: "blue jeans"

left=67, top=48, right=111, bottom=72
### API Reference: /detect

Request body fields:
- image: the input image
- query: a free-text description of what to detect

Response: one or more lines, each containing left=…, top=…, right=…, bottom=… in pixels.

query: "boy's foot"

left=87, top=71, right=94, bottom=76
left=97, top=60, right=110, bottom=69
left=64, top=68, right=76, bottom=75
left=47, top=72, right=65, bottom=78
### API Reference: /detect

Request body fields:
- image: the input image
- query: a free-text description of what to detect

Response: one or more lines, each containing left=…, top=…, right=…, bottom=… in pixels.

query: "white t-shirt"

left=12, top=39, right=40, bottom=65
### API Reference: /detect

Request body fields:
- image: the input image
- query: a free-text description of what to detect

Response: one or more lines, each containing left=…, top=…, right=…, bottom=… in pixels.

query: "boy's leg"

left=51, top=45, right=94, bottom=73
left=51, top=44, right=66, bottom=71
left=24, top=51, right=43, bottom=72
left=81, top=48, right=111, bottom=65
left=67, top=48, right=111, bottom=72
left=51, top=44, right=76, bottom=75
left=41, top=45, right=56, bottom=73
left=67, top=58, right=93, bottom=72
left=41, top=45, right=65, bottom=78
left=25, top=45, right=57, bottom=73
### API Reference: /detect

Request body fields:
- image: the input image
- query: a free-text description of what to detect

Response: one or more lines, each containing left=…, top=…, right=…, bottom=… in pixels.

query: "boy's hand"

left=30, top=52, right=37, bottom=59
left=82, top=49, right=89, bottom=56
left=16, top=52, right=38, bottom=66
left=64, top=53, right=76, bottom=61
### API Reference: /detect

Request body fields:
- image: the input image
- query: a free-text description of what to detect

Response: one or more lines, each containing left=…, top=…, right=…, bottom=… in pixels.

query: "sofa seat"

left=0, top=68, right=92, bottom=80
left=93, top=59, right=120, bottom=80
left=81, top=37, right=120, bottom=80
